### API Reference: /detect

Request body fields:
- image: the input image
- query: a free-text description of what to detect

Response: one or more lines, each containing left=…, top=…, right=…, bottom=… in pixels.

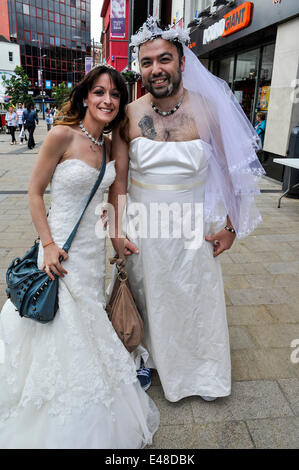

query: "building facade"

left=0, top=34, right=21, bottom=102
left=101, top=0, right=172, bottom=72
left=0, top=0, right=91, bottom=102
left=189, top=0, right=299, bottom=181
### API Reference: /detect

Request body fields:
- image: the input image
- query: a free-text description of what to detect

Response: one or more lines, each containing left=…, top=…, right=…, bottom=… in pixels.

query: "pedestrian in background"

left=5, top=105, right=17, bottom=145
left=255, top=111, right=267, bottom=147
left=16, top=102, right=27, bottom=144
left=45, top=110, right=51, bottom=132
left=23, top=102, right=39, bottom=149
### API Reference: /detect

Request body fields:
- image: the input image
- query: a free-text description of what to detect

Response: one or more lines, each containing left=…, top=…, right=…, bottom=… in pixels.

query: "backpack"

left=23, top=109, right=37, bottom=127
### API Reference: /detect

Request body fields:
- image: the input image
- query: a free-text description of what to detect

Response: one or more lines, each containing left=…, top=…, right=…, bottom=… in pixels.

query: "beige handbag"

left=106, top=239, right=144, bottom=353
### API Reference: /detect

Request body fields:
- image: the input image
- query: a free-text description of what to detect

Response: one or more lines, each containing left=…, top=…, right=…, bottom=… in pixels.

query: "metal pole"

left=147, top=0, right=151, bottom=16
left=93, top=38, right=95, bottom=66
left=128, top=0, right=133, bottom=70
left=127, top=0, right=133, bottom=102
left=39, top=44, right=45, bottom=120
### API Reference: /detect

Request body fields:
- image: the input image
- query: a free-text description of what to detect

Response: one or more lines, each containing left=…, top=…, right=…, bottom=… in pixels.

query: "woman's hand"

left=205, top=228, right=236, bottom=257
left=111, top=237, right=139, bottom=257
left=41, top=244, right=69, bottom=280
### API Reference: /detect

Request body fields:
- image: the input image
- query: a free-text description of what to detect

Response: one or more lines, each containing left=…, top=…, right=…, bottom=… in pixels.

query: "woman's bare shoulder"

left=48, top=124, right=74, bottom=139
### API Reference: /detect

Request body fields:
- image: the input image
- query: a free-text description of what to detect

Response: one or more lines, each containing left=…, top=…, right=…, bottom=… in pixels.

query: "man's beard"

left=142, top=68, right=182, bottom=99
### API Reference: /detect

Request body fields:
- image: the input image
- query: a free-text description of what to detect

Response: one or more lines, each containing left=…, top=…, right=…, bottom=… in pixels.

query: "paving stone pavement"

left=0, top=125, right=299, bottom=449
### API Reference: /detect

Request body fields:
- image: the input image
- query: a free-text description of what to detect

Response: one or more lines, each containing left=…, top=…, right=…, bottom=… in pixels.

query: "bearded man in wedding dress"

left=108, top=18, right=264, bottom=402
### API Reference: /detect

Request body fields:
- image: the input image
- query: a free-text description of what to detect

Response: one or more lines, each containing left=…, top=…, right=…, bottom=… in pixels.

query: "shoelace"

left=137, top=367, right=151, bottom=377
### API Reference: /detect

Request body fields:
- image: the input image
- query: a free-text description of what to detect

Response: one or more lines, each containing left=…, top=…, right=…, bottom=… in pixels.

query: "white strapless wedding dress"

left=126, top=137, right=231, bottom=402
left=0, top=158, right=159, bottom=449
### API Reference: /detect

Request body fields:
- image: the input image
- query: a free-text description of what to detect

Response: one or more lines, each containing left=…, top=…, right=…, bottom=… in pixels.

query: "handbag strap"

left=62, top=143, right=106, bottom=253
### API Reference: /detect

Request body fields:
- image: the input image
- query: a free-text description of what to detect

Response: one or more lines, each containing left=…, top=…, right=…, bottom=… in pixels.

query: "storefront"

left=190, top=0, right=299, bottom=181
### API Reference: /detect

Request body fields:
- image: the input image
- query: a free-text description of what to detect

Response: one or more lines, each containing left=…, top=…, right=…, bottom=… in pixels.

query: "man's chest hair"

left=136, top=109, right=199, bottom=142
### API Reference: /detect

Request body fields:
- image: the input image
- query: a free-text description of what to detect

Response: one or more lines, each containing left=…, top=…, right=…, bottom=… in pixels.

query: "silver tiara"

left=130, top=17, right=190, bottom=59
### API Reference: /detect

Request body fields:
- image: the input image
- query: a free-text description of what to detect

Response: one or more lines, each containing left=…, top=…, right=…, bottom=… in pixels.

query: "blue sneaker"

left=200, top=396, right=217, bottom=402
left=137, top=365, right=152, bottom=391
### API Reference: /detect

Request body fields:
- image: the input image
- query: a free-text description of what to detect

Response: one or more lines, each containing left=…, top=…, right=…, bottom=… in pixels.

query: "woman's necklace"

left=151, top=92, right=185, bottom=117
left=79, top=121, right=104, bottom=146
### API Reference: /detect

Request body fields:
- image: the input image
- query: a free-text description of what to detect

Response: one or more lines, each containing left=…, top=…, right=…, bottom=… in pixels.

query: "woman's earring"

left=83, top=101, right=87, bottom=107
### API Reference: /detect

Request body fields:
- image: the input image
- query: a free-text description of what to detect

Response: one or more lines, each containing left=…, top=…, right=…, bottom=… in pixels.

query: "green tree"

left=2, top=66, right=32, bottom=106
left=52, top=82, right=71, bottom=109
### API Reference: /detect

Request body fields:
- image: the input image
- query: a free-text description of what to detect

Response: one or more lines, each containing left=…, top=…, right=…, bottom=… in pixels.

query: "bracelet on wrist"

left=224, top=225, right=236, bottom=234
left=43, top=240, right=55, bottom=248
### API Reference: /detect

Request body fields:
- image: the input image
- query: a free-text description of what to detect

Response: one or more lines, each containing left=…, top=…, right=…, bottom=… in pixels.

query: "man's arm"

left=108, top=124, right=139, bottom=256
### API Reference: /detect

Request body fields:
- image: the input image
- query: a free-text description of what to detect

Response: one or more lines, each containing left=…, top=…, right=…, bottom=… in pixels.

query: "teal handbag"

left=6, top=145, right=106, bottom=323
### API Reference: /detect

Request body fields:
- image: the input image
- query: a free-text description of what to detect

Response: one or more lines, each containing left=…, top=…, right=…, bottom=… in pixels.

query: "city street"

left=0, top=124, right=299, bottom=449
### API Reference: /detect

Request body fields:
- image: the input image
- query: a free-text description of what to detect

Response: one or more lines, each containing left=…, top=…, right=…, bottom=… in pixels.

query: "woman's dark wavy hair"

left=54, top=65, right=128, bottom=136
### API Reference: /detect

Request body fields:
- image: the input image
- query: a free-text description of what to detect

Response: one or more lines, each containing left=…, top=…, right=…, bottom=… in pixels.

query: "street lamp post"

left=32, top=39, right=47, bottom=120
left=72, top=35, right=82, bottom=88
left=73, top=58, right=82, bottom=87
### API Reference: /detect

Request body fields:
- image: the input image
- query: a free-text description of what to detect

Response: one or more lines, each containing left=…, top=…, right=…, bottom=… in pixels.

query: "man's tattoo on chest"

left=138, top=115, right=157, bottom=140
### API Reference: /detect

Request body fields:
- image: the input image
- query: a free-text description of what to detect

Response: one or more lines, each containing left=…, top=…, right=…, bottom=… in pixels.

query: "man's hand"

left=205, top=228, right=236, bottom=257
left=111, top=237, right=139, bottom=257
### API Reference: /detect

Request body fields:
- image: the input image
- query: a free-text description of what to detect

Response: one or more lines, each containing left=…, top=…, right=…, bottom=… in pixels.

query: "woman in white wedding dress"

left=0, top=66, right=159, bottom=449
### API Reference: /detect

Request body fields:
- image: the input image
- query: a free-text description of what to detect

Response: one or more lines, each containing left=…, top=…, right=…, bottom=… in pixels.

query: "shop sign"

left=85, top=56, right=92, bottom=75
left=203, top=2, right=253, bottom=45
left=111, top=0, right=126, bottom=38
left=37, top=70, right=42, bottom=87
left=222, top=1, right=253, bottom=37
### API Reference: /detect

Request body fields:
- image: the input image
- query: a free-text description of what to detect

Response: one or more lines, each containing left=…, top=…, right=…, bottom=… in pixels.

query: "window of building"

left=49, top=11, right=54, bottom=21
left=61, top=15, right=66, bottom=24
left=218, top=57, right=234, bottom=88
left=24, top=30, right=31, bottom=41
left=50, top=36, right=55, bottom=46
left=37, top=19, right=43, bottom=33
left=9, top=51, right=13, bottom=62
left=234, top=49, right=259, bottom=121
left=55, top=37, right=60, bottom=47
left=255, top=43, right=275, bottom=122
left=36, top=7, right=42, bottom=18
left=23, top=4, right=30, bottom=15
